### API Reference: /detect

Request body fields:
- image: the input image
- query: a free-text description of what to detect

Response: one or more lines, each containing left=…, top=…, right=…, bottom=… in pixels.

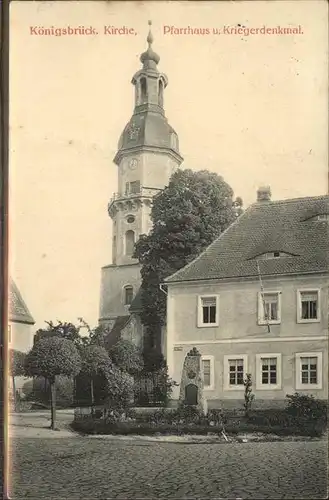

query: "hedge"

left=71, top=418, right=325, bottom=437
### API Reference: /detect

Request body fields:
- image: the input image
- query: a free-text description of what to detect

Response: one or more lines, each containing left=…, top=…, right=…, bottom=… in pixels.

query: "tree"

left=80, top=345, right=111, bottom=405
left=9, top=349, right=26, bottom=411
left=108, top=340, right=144, bottom=376
left=133, top=168, right=243, bottom=357
left=77, top=318, right=109, bottom=348
left=102, top=362, right=134, bottom=411
left=34, top=320, right=87, bottom=349
left=25, top=337, right=81, bottom=429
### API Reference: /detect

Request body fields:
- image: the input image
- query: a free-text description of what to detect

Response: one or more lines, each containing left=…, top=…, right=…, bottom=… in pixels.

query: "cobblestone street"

left=9, top=414, right=328, bottom=500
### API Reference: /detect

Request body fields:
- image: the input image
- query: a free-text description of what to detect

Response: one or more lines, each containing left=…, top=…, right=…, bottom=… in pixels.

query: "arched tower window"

left=124, top=285, right=134, bottom=305
left=158, top=79, right=164, bottom=107
left=125, top=230, right=135, bottom=256
left=112, top=235, right=117, bottom=265
left=140, top=77, right=147, bottom=103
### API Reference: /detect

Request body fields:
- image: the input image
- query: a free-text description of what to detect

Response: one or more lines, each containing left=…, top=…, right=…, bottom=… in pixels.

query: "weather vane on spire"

left=147, top=20, right=154, bottom=47
left=139, top=19, right=160, bottom=67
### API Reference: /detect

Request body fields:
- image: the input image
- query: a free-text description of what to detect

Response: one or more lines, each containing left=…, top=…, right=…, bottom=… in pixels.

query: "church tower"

left=99, top=22, right=183, bottom=336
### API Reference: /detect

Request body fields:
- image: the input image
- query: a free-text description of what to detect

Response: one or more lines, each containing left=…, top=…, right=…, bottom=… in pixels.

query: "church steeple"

left=100, top=19, right=183, bottom=328
left=131, top=21, right=167, bottom=111
left=140, top=21, right=160, bottom=70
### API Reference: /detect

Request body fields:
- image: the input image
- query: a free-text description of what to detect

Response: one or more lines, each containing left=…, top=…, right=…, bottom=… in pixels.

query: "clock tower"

left=99, top=22, right=183, bottom=340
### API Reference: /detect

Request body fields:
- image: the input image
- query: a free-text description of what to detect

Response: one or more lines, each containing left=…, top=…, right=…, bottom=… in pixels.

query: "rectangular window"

left=224, top=355, right=247, bottom=391
left=295, top=352, right=322, bottom=390
left=229, top=359, right=244, bottom=386
left=130, top=181, right=141, bottom=194
left=202, top=297, right=216, bottom=324
left=263, top=294, right=278, bottom=321
left=300, top=357, right=318, bottom=385
left=201, top=356, right=214, bottom=390
left=202, top=359, right=211, bottom=387
left=125, top=181, right=141, bottom=195
left=300, top=292, right=318, bottom=320
left=258, top=291, right=281, bottom=325
left=256, top=354, right=281, bottom=390
left=261, top=357, right=277, bottom=385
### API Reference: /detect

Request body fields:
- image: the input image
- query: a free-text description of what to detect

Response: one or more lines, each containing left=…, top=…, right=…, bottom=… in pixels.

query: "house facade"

left=99, top=22, right=183, bottom=349
left=165, top=189, right=329, bottom=409
left=9, top=278, right=35, bottom=393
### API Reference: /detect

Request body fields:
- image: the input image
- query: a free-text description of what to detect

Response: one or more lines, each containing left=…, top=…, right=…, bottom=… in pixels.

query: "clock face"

left=129, top=158, right=138, bottom=170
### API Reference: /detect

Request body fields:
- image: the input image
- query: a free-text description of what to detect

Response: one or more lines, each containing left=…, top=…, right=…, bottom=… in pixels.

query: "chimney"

left=257, top=186, right=271, bottom=202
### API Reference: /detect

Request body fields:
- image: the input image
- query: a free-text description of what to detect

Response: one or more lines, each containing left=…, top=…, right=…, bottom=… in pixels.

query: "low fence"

left=133, top=372, right=166, bottom=407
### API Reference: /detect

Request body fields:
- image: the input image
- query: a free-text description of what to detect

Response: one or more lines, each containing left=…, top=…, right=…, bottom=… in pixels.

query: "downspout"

left=159, top=283, right=168, bottom=295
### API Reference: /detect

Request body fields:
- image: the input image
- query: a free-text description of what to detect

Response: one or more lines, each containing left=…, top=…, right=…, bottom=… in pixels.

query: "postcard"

left=8, top=1, right=328, bottom=499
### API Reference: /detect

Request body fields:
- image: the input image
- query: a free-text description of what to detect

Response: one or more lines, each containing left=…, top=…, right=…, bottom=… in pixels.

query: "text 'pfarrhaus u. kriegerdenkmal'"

left=163, top=25, right=304, bottom=35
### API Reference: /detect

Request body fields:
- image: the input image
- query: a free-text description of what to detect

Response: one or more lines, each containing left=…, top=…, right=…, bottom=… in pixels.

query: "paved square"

left=9, top=415, right=328, bottom=500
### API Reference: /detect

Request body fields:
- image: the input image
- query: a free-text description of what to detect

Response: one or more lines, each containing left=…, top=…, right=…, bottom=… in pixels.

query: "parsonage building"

left=165, top=189, right=329, bottom=408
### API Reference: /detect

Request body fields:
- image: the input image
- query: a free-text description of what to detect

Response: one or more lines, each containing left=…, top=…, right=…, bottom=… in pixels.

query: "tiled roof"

left=129, top=288, right=142, bottom=312
left=165, top=195, right=329, bottom=283
left=104, top=316, right=130, bottom=350
left=9, top=279, right=35, bottom=325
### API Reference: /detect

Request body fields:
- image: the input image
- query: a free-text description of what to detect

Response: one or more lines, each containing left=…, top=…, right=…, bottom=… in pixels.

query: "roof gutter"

left=164, top=269, right=329, bottom=286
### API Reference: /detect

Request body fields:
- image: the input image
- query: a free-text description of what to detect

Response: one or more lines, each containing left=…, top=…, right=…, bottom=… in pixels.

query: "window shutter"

left=202, top=297, right=216, bottom=307
left=301, top=292, right=317, bottom=301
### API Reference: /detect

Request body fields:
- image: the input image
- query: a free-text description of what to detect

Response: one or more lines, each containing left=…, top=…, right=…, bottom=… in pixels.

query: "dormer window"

left=303, top=213, right=329, bottom=222
left=314, top=214, right=328, bottom=221
left=256, top=251, right=293, bottom=260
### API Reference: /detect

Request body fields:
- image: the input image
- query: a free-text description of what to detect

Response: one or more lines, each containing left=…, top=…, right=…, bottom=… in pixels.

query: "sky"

left=9, top=0, right=328, bottom=332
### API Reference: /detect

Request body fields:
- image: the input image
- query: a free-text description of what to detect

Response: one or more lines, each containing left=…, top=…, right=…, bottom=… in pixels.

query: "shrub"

left=207, top=409, right=227, bottom=426
left=71, top=419, right=324, bottom=437
left=285, top=393, right=328, bottom=423
left=248, top=409, right=295, bottom=428
left=102, top=362, right=134, bottom=410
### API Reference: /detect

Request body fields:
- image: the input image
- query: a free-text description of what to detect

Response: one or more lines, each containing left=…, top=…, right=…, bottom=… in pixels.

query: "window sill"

left=297, top=318, right=321, bottom=324
left=256, top=384, right=281, bottom=391
left=258, top=320, right=281, bottom=326
left=296, top=383, right=322, bottom=390
left=224, top=385, right=245, bottom=391
left=197, top=323, right=219, bottom=328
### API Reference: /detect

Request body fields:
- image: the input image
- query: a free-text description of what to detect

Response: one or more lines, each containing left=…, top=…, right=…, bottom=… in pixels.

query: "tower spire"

left=140, top=20, right=160, bottom=69
left=147, top=20, right=154, bottom=47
